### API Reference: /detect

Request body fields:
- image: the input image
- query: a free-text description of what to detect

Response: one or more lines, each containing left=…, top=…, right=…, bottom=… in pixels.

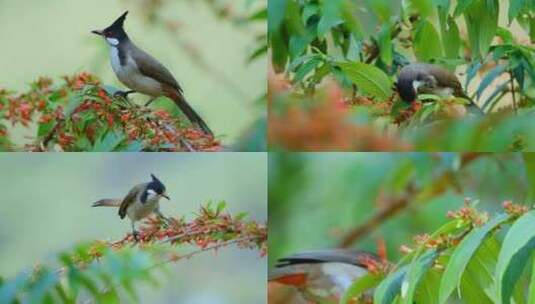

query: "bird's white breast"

left=126, top=193, right=160, bottom=221
left=109, top=46, right=163, bottom=97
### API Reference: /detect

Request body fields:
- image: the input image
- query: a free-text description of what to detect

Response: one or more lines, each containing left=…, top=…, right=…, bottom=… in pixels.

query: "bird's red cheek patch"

left=272, top=273, right=308, bottom=287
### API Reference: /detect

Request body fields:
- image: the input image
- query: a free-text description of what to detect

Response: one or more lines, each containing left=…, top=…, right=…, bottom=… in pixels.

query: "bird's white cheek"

left=106, top=37, right=119, bottom=46
left=412, top=80, right=422, bottom=93
left=146, top=189, right=159, bottom=201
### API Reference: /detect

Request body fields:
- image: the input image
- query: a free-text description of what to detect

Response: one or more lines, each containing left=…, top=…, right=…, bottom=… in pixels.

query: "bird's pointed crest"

left=110, top=11, right=128, bottom=29
left=150, top=174, right=165, bottom=191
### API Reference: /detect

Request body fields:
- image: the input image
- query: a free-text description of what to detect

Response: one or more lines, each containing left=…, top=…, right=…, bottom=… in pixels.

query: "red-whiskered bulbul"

left=92, top=174, right=170, bottom=240
left=269, top=249, right=384, bottom=303
left=396, top=63, right=484, bottom=115
left=91, top=11, right=213, bottom=135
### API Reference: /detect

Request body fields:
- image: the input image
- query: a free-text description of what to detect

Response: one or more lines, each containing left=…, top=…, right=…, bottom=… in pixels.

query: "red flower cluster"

left=0, top=73, right=222, bottom=151
left=112, top=203, right=267, bottom=257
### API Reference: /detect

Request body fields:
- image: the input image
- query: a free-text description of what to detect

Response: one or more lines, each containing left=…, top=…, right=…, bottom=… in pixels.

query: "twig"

left=338, top=153, right=484, bottom=248
left=339, top=184, right=416, bottom=248
left=509, top=70, right=517, bottom=115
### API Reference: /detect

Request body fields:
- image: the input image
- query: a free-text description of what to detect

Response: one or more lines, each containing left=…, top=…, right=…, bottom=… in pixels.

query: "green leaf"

left=401, top=250, right=439, bottom=304
left=268, top=0, right=286, bottom=33
left=317, top=0, right=344, bottom=38
left=476, top=64, right=507, bottom=99
left=216, top=201, right=227, bottom=214
left=453, top=0, right=477, bottom=17
left=378, top=24, right=393, bottom=66
left=37, top=120, right=55, bottom=138
left=464, top=0, right=499, bottom=58
left=336, top=61, right=393, bottom=100
left=438, top=213, right=509, bottom=304
left=340, top=273, right=384, bottom=303
left=441, top=17, right=461, bottom=59
left=27, top=269, right=60, bottom=304
left=0, top=271, right=31, bottom=304
left=509, top=0, right=529, bottom=24
left=121, top=140, right=144, bottom=152
left=409, top=0, right=433, bottom=18
left=459, top=236, right=501, bottom=303
left=64, top=93, right=83, bottom=116
left=523, top=153, right=535, bottom=202
left=366, top=0, right=392, bottom=22
left=528, top=257, right=535, bottom=304
left=374, top=265, right=409, bottom=304
left=413, top=20, right=443, bottom=61
left=293, top=57, right=322, bottom=82
left=92, top=130, right=125, bottom=152
left=496, top=210, right=535, bottom=304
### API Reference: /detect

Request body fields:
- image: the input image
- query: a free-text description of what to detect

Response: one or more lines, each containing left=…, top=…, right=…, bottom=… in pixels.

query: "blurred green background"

left=0, top=0, right=265, bottom=146
left=269, top=153, right=532, bottom=267
left=0, top=153, right=267, bottom=303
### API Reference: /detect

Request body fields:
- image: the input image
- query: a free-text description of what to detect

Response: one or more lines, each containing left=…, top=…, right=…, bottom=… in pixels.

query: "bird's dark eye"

left=416, top=75, right=423, bottom=81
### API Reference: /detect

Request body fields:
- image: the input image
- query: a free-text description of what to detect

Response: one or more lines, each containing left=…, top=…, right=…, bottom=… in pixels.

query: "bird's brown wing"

left=428, top=64, right=465, bottom=95
left=129, top=43, right=183, bottom=94
left=118, top=184, right=145, bottom=219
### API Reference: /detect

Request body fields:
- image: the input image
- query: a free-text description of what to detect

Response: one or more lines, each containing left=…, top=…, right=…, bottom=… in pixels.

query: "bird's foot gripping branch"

left=0, top=72, right=221, bottom=152
left=0, top=202, right=266, bottom=303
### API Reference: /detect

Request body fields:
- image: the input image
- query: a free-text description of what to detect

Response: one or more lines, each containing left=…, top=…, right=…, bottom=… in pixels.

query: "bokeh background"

left=0, top=153, right=267, bottom=303
left=269, top=153, right=532, bottom=267
left=0, top=0, right=265, bottom=147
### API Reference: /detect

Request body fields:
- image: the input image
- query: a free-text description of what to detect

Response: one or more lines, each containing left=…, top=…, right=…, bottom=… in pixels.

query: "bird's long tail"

left=166, top=89, right=213, bottom=136
left=92, top=199, right=121, bottom=207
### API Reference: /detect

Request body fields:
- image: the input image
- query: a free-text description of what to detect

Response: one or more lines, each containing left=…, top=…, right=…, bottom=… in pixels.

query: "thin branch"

left=509, top=70, right=517, bottom=115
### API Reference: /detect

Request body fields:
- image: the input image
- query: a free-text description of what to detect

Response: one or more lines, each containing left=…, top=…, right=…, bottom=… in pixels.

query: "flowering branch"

left=0, top=73, right=222, bottom=152
left=0, top=202, right=266, bottom=303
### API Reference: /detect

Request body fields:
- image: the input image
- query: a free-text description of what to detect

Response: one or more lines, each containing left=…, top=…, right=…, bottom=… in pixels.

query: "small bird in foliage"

left=269, top=249, right=385, bottom=303
left=91, top=11, right=213, bottom=135
left=92, top=174, right=170, bottom=240
left=396, top=63, right=484, bottom=115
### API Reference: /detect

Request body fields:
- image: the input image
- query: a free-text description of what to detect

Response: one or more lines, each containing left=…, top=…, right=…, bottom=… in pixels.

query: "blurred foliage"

left=0, top=73, right=220, bottom=152
left=0, top=203, right=267, bottom=303
left=269, top=153, right=535, bottom=303
left=268, top=0, right=535, bottom=151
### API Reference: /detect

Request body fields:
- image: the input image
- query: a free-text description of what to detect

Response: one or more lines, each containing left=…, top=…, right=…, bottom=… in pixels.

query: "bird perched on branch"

left=92, top=174, right=170, bottom=240
left=91, top=11, right=213, bottom=135
left=396, top=63, right=484, bottom=115
left=269, top=249, right=385, bottom=303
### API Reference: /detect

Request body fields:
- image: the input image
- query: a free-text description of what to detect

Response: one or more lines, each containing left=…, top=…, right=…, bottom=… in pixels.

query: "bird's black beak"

left=91, top=30, right=104, bottom=36
left=162, top=194, right=170, bottom=200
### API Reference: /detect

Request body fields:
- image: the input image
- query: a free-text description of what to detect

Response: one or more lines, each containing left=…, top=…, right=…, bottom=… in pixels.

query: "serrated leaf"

left=336, top=62, right=393, bottom=100
left=496, top=210, right=535, bottom=304
left=438, top=213, right=509, bottom=304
